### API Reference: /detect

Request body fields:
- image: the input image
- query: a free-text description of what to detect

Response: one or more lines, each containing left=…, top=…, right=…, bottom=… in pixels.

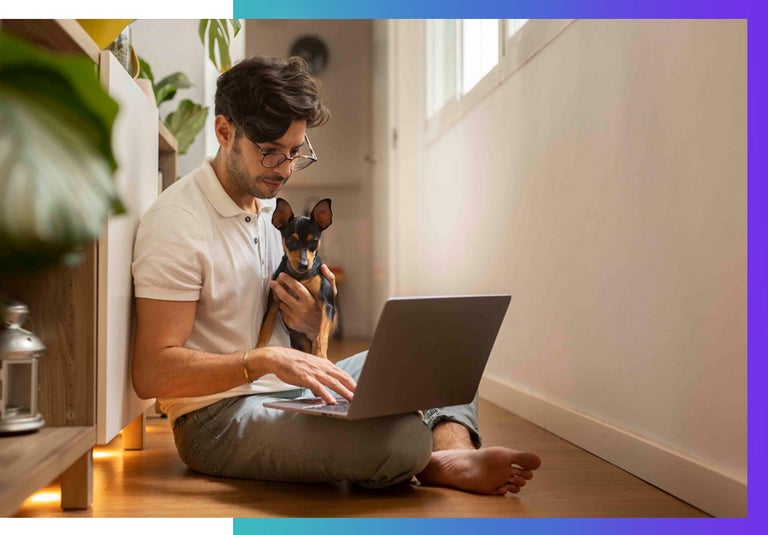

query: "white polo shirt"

left=132, top=160, right=295, bottom=423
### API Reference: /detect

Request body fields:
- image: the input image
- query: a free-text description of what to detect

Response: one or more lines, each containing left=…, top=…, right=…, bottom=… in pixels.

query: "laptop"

left=263, top=294, right=510, bottom=419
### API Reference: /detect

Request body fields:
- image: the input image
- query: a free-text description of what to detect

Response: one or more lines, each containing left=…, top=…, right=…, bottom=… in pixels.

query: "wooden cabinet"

left=0, top=20, right=177, bottom=516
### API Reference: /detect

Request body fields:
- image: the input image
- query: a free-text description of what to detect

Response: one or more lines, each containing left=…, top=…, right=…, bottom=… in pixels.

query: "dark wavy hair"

left=215, top=55, right=330, bottom=143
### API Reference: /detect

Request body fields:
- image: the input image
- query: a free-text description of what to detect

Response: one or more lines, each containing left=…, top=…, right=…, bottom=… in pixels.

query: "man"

left=131, top=55, right=540, bottom=494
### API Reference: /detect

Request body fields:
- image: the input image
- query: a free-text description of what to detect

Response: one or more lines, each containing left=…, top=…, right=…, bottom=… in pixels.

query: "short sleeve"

left=132, top=204, right=208, bottom=301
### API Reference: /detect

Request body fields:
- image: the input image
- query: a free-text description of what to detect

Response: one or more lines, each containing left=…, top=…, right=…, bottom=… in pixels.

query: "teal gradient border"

left=229, top=1, right=765, bottom=534
left=234, top=518, right=758, bottom=533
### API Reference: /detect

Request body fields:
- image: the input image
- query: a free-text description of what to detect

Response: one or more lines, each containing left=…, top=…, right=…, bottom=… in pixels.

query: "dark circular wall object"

left=290, top=35, right=330, bottom=75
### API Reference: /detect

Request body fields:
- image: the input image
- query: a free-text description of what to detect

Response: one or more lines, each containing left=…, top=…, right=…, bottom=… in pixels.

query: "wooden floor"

left=14, top=339, right=708, bottom=518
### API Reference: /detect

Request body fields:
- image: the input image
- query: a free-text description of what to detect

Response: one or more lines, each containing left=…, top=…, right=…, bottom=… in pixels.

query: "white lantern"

left=0, top=300, right=45, bottom=434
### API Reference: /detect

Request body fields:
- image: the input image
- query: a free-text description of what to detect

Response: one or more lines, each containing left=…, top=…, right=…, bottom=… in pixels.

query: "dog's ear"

left=272, top=198, right=295, bottom=230
left=310, top=198, right=333, bottom=230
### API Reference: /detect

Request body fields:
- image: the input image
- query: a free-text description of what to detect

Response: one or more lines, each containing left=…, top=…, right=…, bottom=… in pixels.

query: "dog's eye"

left=285, top=237, right=296, bottom=247
left=308, top=240, right=319, bottom=251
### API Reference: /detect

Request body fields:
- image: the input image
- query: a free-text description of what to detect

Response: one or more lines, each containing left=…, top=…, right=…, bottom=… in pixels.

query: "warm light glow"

left=145, top=424, right=165, bottom=434
left=92, top=448, right=121, bottom=460
left=26, top=490, right=60, bottom=505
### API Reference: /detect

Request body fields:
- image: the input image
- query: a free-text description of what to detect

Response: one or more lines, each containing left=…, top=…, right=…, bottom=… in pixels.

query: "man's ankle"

left=431, top=420, right=474, bottom=451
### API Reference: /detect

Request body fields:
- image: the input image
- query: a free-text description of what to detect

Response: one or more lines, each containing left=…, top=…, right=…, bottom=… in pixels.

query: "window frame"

left=425, top=18, right=575, bottom=145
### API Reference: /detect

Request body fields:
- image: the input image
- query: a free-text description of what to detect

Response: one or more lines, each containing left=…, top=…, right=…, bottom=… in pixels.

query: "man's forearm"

left=132, top=345, right=274, bottom=399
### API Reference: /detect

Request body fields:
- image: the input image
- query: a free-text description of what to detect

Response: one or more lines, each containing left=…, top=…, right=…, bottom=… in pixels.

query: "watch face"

left=290, top=35, right=330, bottom=75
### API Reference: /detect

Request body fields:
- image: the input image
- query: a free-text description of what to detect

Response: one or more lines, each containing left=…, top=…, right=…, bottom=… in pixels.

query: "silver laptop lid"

left=347, top=294, right=510, bottom=419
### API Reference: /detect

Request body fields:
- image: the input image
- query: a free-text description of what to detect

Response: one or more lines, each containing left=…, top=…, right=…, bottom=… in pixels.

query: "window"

left=426, top=20, right=457, bottom=119
left=506, top=19, right=529, bottom=39
left=425, top=19, right=573, bottom=130
left=461, top=19, right=499, bottom=94
left=426, top=19, right=500, bottom=119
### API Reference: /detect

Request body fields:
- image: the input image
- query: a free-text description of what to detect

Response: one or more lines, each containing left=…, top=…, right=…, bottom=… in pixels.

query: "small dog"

left=257, top=198, right=336, bottom=359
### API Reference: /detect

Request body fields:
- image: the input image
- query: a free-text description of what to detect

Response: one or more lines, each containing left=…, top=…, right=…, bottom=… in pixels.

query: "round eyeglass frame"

left=253, top=133, right=317, bottom=171
left=227, top=118, right=318, bottom=171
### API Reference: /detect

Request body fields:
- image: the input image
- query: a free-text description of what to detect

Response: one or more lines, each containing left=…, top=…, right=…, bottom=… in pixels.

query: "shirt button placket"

left=245, top=215, right=260, bottom=260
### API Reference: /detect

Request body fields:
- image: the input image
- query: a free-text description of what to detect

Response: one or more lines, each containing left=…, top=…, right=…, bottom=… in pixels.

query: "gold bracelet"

left=242, top=350, right=252, bottom=383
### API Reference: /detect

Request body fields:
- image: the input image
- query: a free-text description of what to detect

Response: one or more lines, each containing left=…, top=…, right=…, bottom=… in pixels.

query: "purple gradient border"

left=232, top=0, right=764, bottom=531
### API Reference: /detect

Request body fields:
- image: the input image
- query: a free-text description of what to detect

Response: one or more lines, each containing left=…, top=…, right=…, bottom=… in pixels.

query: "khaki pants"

left=172, top=351, right=481, bottom=487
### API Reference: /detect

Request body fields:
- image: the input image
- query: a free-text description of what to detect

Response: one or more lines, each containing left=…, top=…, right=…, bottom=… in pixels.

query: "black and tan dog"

left=257, top=198, right=336, bottom=359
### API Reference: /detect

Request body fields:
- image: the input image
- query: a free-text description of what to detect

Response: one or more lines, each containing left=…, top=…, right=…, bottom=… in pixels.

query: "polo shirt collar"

left=199, top=159, right=276, bottom=217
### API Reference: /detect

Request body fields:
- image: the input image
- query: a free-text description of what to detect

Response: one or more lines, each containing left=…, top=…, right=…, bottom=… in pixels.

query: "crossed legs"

left=172, top=351, right=540, bottom=495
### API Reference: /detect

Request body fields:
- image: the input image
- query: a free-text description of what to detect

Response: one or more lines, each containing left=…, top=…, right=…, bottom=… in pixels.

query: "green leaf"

left=207, top=24, right=218, bottom=72
left=230, top=19, right=242, bottom=38
left=0, top=31, right=120, bottom=175
left=0, top=30, right=124, bottom=275
left=164, top=99, right=209, bottom=155
left=214, top=24, right=231, bottom=72
left=155, top=85, right=177, bottom=106
left=156, top=71, right=192, bottom=91
left=154, top=71, right=192, bottom=106
left=198, top=19, right=208, bottom=44
left=137, top=55, right=155, bottom=85
left=199, top=19, right=240, bottom=72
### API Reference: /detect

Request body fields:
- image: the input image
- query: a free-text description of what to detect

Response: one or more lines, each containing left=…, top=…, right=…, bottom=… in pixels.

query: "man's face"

left=225, top=119, right=308, bottom=200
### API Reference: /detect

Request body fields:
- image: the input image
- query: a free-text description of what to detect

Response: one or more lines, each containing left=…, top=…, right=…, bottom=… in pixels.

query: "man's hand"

left=254, top=345, right=355, bottom=404
left=269, top=264, right=337, bottom=338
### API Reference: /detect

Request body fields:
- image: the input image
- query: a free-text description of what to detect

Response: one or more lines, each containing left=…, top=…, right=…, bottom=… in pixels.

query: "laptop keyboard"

left=307, top=400, right=350, bottom=415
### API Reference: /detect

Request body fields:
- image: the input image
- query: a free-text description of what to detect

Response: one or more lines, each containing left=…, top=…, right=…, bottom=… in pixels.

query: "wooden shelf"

left=158, top=121, right=178, bottom=190
left=0, top=19, right=100, bottom=61
left=158, top=121, right=178, bottom=154
left=0, top=245, right=97, bottom=517
left=0, top=426, right=95, bottom=516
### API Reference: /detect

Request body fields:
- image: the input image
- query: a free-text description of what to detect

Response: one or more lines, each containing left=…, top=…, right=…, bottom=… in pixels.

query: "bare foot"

left=416, top=447, right=541, bottom=495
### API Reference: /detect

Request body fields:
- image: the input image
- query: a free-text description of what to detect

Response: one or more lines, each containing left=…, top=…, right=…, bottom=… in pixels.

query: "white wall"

left=387, top=19, right=746, bottom=516
left=131, top=20, right=245, bottom=178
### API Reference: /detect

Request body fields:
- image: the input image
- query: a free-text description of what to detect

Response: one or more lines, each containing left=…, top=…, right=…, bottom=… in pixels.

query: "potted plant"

left=136, top=19, right=242, bottom=156
left=0, top=30, right=123, bottom=277
left=137, top=59, right=208, bottom=156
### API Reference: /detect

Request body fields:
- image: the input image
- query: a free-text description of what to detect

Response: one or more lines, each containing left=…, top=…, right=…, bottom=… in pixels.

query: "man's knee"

left=356, top=414, right=432, bottom=489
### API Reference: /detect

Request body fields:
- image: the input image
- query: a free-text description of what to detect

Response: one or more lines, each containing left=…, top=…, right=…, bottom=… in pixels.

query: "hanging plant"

left=0, top=31, right=124, bottom=275
left=199, top=19, right=243, bottom=73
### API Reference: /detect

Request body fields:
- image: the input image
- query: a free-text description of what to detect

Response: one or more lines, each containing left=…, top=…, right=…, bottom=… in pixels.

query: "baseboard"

left=479, top=374, right=747, bottom=518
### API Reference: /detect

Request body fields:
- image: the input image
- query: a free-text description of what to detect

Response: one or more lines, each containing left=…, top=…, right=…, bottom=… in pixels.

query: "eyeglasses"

left=253, top=133, right=317, bottom=171
left=227, top=117, right=318, bottom=171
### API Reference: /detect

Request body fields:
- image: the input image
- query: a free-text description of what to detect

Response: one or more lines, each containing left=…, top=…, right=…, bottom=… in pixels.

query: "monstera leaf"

left=0, top=31, right=123, bottom=275
left=198, top=19, right=242, bottom=73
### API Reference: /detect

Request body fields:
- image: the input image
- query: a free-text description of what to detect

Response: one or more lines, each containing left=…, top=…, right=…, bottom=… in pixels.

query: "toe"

left=512, top=475, right=527, bottom=488
left=499, top=484, right=520, bottom=495
left=511, top=467, right=535, bottom=480
left=517, top=452, right=542, bottom=470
